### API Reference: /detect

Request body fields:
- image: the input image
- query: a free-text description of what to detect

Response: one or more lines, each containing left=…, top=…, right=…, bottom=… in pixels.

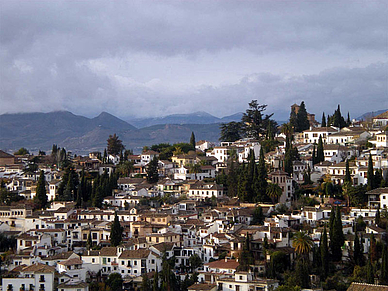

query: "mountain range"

left=2, top=109, right=383, bottom=155
left=127, top=111, right=243, bottom=128
left=0, top=111, right=237, bottom=154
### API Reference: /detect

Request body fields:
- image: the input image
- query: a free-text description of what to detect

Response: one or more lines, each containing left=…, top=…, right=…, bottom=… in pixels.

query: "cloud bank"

left=0, top=1, right=387, bottom=120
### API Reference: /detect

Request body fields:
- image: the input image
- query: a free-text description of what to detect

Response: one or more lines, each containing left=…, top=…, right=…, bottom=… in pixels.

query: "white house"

left=303, top=127, right=338, bottom=144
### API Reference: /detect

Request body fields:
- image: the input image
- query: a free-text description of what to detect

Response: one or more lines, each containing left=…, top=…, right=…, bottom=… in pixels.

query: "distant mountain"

left=357, top=109, right=388, bottom=121
left=128, top=111, right=243, bottom=128
left=0, top=111, right=221, bottom=154
left=0, top=111, right=136, bottom=153
left=219, top=112, right=244, bottom=123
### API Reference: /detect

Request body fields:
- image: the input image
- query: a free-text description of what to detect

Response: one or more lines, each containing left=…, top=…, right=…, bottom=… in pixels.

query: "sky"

left=0, top=1, right=387, bottom=121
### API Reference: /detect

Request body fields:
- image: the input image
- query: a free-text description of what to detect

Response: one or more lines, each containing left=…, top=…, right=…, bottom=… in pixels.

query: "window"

left=92, top=258, right=95, bottom=263
left=40, top=275, right=45, bottom=282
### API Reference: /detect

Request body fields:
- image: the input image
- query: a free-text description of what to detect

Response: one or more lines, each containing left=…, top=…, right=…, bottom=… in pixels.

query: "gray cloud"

left=0, top=0, right=387, bottom=120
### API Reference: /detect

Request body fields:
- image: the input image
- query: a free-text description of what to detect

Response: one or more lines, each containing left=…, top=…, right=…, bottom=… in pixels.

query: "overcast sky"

left=1, top=1, right=387, bottom=121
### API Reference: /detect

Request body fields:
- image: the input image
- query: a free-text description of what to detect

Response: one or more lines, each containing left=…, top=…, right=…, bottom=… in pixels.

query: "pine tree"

left=110, top=213, right=123, bottom=247
left=296, top=101, right=310, bottom=132
left=316, top=135, right=324, bottom=163
left=34, top=170, right=47, bottom=209
left=190, top=132, right=196, bottom=151
left=320, top=226, right=329, bottom=279
left=367, top=154, right=374, bottom=191
left=107, top=133, right=125, bottom=156
left=321, top=112, right=326, bottom=127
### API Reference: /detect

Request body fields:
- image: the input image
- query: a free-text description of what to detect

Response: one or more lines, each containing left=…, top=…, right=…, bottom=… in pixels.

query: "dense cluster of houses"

left=0, top=110, right=387, bottom=291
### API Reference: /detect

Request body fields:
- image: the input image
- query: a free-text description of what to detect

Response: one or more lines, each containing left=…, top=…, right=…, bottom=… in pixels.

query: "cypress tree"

left=146, top=156, right=159, bottom=184
left=153, top=267, right=159, bottom=291
left=312, top=145, right=316, bottom=165
left=227, top=158, right=238, bottom=197
left=190, top=132, right=196, bottom=150
left=110, top=212, right=123, bottom=247
left=316, top=135, right=324, bottom=163
left=296, top=101, right=310, bottom=132
left=246, top=150, right=256, bottom=202
left=295, top=258, right=309, bottom=288
left=76, top=187, right=82, bottom=207
left=34, top=170, right=47, bottom=209
left=369, top=233, right=377, bottom=263
left=238, top=164, right=248, bottom=202
left=331, top=207, right=344, bottom=261
left=347, top=112, right=351, bottom=126
left=141, top=273, right=151, bottom=291
left=376, top=208, right=381, bottom=227
left=366, top=258, right=374, bottom=284
left=382, top=245, right=388, bottom=283
left=93, top=185, right=103, bottom=208
left=321, top=113, right=326, bottom=127
left=329, top=207, right=336, bottom=239
left=87, top=231, right=93, bottom=249
left=320, top=226, right=329, bottom=279
left=353, top=232, right=361, bottom=266
left=256, top=147, right=268, bottom=202
left=345, top=159, right=351, bottom=184
left=290, top=107, right=298, bottom=130
left=367, top=154, right=374, bottom=191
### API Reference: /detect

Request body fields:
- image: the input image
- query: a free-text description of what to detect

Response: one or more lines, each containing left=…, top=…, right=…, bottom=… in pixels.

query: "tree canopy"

left=107, top=133, right=125, bottom=156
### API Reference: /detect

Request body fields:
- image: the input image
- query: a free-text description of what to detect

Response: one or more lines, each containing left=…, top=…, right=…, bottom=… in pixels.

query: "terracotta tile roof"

left=58, top=258, right=83, bottom=266
left=58, top=281, right=89, bottom=288
left=188, top=283, right=217, bottom=291
left=119, top=249, right=150, bottom=259
left=366, top=187, right=388, bottom=195
left=0, top=150, right=14, bottom=159
left=22, top=263, right=56, bottom=273
left=347, top=282, right=388, bottom=291
left=204, top=259, right=239, bottom=270
left=41, top=251, right=76, bottom=261
left=99, top=247, right=118, bottom=256
left=151, top=242, right=175, bottom=252
left=373, top=110, right=388, bottom=120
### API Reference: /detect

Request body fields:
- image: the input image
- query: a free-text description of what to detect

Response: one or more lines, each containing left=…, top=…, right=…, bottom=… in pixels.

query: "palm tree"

left=266, top=183, right=282, bottom=204
left=292, top=231, right=313, bottom=257
left=189, top=163, right=201, bottom=180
